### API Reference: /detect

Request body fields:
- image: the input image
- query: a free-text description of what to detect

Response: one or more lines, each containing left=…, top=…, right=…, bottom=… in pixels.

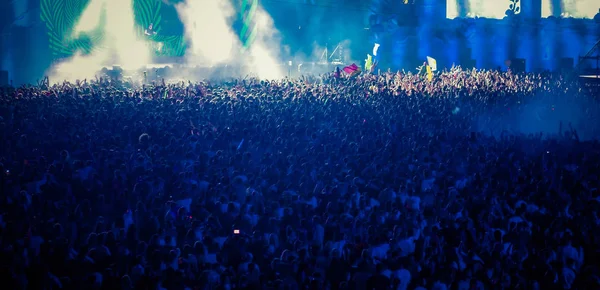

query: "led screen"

left=541, top=0, right=599, bottom=18
left=446, top=0, right=518, bottom=19
left=40, top=0, right=188, bottom=58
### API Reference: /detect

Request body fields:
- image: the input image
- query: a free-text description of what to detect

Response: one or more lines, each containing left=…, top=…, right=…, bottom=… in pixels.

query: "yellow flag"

left=426, top=56, right=437, bottom=71
left=426, top=65, right=433, bottom=82
left=365, top=54, right=373, bottom=73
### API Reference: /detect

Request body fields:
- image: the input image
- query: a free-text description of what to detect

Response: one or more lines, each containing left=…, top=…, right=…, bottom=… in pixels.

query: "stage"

left=93, top=61, right=344, bottom=82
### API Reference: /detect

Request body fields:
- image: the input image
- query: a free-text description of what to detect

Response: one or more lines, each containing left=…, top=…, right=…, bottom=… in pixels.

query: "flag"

left=365, top=54, right=373, bottom=73
left=343, top=63, right=359, bottom=74
left=427, top=56, right=437, bottom=71
left=426, top=65, right=433, bottom=82
left=373, top=43, right=380, bottom=56
left=343, top=63, right=361, bottom=77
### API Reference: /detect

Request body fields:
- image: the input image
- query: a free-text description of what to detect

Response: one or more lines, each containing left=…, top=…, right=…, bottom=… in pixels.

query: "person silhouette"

left=145, top=23, right=157, bottom=36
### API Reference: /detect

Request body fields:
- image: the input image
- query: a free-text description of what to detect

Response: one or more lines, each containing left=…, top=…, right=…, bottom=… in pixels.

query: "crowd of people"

left=1, top=68, right=600, bottom=290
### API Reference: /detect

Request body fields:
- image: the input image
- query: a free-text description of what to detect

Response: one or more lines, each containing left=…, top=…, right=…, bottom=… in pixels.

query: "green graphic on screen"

left=40, top=0, right=187, bottom=57
left=240, top=0, right=258, bottom=50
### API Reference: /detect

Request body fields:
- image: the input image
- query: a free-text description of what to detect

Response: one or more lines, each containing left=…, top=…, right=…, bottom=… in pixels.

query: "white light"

left=176, top=0, right=237, bottom=65
left=288, top=61, right=293, bottom=66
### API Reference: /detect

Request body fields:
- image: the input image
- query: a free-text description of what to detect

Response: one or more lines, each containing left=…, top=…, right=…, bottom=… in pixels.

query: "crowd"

left=1, top=68, right=600, bottom=290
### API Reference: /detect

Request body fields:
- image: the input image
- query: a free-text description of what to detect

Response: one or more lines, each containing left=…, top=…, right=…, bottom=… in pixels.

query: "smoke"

left=47, top=0, right=152, bottom=83
left=47, top=51, right=108, bottom=82
left=103, top=0, right=151, bottom=70
left=245, top=6, right=284, bottom=79
left=270, top=3, right=355, bottom=71
left=175, top=0, right=238, bottom=65
left=173, top=0, right=283, bottom=79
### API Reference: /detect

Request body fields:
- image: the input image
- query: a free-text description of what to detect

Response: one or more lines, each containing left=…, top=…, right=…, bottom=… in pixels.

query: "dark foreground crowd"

left=1, top=69, right=600, bottom=290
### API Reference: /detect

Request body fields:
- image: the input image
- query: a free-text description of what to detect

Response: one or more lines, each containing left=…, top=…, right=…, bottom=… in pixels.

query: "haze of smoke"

left=278, top=5, right=354, bottom=70
left=47, top=51, right=108, bottom=83
left=103, top=0, right=151, bottom=70
left=245, top=6, right=284, bottom=79
left=173, top=0, right=285, bottom=79
left=175, top=0, right=239, bottom=66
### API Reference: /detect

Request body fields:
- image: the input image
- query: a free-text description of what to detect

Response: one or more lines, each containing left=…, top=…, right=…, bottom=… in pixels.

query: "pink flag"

left=343, top=63, right=359, bottom=74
